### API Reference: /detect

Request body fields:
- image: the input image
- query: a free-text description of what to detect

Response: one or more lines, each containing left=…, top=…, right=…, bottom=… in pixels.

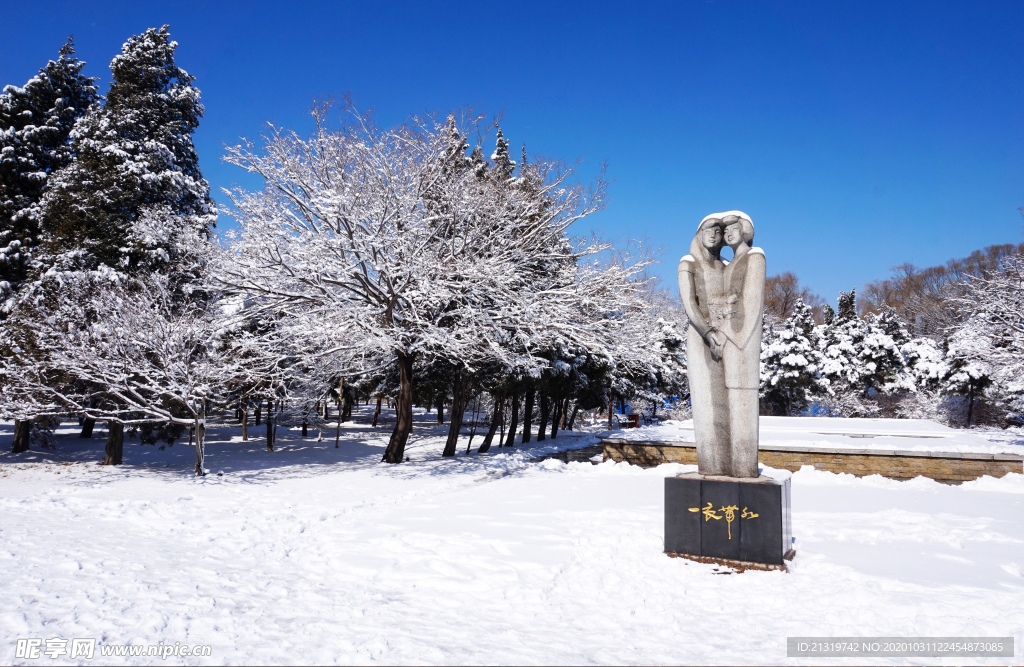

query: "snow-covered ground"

left=607, top=417, right=1024, bottom=456
left=1, top=410, right=1022, bottom=665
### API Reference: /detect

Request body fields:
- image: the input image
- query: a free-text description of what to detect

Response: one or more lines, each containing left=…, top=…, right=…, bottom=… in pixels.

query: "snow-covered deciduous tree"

left=6, top=269, right=228, bottom=473
left=219, top=104, right=652, bottom=463
left=0, top=340, right=62, bottom=452
left=943, top=252, right=1024, bottom=425
left=762, top=271, right=824, bottom=325
left=606, top=310, right=687, bottom=421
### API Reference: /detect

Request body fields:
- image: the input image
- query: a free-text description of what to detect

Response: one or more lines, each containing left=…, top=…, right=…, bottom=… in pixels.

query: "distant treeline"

left=758, top=240, right=1024, bottom=427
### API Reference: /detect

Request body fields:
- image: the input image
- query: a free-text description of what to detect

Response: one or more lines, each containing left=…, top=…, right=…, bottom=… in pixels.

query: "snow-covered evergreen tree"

left=38, top=25, right=214, bottom=278
left=816, top=289, right=868, bottom=414
left=860, top=306, right=913, bottom=396
left=0, top=38, right=98, bottom=297
left=941, top=340, right=993, bottom=427
left=815, top=289, right=912, bottom=416
left=490, top=126, right=515, bottom=180
left=760, top=299, right=825, bottom=415
left=901, top=335, right=946, bottom=390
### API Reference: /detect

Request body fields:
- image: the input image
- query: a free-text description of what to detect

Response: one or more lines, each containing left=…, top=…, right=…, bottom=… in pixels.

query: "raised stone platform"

left=603, top=439, right=1022, bottom=483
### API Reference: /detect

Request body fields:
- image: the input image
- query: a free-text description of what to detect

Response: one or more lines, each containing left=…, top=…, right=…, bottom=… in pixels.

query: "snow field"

left=1, top=413, right=1022, bottom=665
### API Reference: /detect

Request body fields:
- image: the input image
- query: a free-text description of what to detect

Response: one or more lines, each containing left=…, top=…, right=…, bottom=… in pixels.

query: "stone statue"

left=677, top=211, right=765, bottom=478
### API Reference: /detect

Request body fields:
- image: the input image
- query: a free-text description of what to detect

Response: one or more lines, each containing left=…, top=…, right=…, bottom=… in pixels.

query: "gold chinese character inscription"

left=689, top=502, right=721, bottom=522
left=720, top=504, right=738, bottom=539
left=688, top=504, right=759, bottom=540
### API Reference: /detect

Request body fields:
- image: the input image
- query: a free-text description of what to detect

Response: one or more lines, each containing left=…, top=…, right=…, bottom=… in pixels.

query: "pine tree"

left=860, top=306, right=912, bottom=396
left=38, top=25, right=214, bottom=279
left=469, top=144, right=488, bottom=178
left=0, top=38, right=98, bottom=293
left=490, top=126, right=515, bottom=180
left=943, top=349, right=993, bottom=427
left=943, top=315, right=999, bottom=427
left=760, top=299, right=825, bottom=415
left=816, top=289, right=871, bottom=415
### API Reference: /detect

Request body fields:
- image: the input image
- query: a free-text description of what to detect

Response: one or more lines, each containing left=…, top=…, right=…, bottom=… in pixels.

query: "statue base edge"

left=665, top=550, right=796, bottom=573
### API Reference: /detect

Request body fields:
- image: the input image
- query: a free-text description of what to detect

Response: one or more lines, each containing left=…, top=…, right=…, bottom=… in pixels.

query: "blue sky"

left=2, top=0, right=1021, bottom=302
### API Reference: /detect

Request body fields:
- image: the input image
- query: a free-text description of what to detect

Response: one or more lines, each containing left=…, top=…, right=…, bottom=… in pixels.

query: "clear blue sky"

left=2, top=0, right=1021, bottom=302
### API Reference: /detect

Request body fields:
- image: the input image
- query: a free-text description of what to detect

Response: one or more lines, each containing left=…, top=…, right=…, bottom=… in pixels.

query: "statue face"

left=724, top=222, right=745, bottom=248
left=701, top=224, right=723, bottom=250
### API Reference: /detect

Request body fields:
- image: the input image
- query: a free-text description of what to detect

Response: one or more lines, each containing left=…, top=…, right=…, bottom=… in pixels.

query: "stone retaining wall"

left=601, top=439, right=1023, bottom=484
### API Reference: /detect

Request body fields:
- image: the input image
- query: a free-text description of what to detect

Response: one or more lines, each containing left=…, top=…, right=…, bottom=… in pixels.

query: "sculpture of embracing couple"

left=677, top=211, right=765, bottom=479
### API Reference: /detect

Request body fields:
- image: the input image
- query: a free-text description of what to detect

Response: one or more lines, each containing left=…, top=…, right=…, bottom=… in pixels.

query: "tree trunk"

left=80, top=418, right=96, bottom=438
left=194, top=403, right=207, bottom=476
left=266, top=400, right=274, bottom=451
left=342, top=393, right=353, bottom=422
left=255, top=401, right=262, bottom=426
left=537, top=393, right=550, bottom=441
left=478, top=391, right=504, bottom=453
left=499, top=394, right=507, bottom=445
left=607, top=392, right=615, bottom=430
left=382, top=353, right=414, bottom=463
left=442, top=374, right=471, bottom=457
left=11, top=419, right=30, bottom=453
left=272, top=402, right=279, bottom=445
left=521, top=388, right=534, bottom=443
left=372, top=395, right=383, bottom=427
left=437, top=391, right=445, bottom=424
left=561, top=397, right=570, bottom=429
left=102, top=421, right=123, bottom=465
left=241, top=395, right=249, bottom=441
left=550, top=395, right=561, bottom=439
left=465, top=394, right=480, bottom=454
left=302, top=420, right=307, bottom=437
left=504, top=392, right=521, bottom=448
left=967, top=385, right=975, bottom=428
left=568, top=402, right=580, bottom=430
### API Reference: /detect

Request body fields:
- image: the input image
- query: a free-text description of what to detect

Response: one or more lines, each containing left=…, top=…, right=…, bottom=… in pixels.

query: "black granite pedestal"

left=665, top=473, right=793, bottom=570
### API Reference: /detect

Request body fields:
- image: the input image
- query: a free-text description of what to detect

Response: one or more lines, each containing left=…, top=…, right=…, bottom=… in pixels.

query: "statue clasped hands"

left=705, top=327, right=726, bottom=362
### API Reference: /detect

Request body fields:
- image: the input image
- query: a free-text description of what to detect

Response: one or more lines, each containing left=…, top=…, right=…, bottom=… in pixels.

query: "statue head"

left=690, top=217, right=724, bottom=262
left=699, top=211, right=754, bottom=254
left=723, top=216, right=754, bottom=251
